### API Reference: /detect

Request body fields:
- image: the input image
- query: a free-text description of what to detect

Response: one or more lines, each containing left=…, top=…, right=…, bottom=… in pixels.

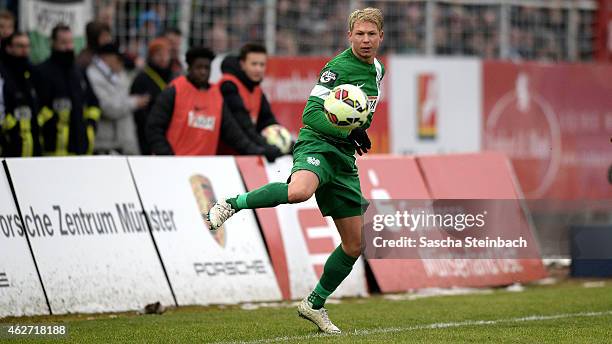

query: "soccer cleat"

left=297, top=298, right=341, bottom=334
left=206, top=198, right=236, bottom=231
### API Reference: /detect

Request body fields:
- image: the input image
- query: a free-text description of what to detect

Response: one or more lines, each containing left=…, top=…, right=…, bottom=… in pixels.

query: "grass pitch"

left=2, top=280, right=611, bottom=343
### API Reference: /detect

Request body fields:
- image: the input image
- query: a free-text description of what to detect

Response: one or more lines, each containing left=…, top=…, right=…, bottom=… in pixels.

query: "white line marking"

left=213, top=310, right=612, bottom=344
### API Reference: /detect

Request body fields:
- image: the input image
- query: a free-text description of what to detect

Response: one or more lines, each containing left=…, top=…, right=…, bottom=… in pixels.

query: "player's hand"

left=263, top=145, right=284, bottom=162
left=348, top=128, right=371, bottom=155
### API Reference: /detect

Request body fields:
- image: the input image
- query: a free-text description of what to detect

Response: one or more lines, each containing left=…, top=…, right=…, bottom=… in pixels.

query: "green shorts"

left=290, top=137, right=368, bottom=219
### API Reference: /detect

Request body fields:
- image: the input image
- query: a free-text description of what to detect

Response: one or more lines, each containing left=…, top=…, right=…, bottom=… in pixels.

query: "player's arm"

left=363, top=62, right=385, bottom=130
left=302, top=66, right=350, bottom=139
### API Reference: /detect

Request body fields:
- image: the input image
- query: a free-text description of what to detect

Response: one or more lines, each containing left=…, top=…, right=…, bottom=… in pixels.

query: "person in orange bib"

left=146, top=46, right=269, bottom=156
left=217, top=43, right=287, bottom=161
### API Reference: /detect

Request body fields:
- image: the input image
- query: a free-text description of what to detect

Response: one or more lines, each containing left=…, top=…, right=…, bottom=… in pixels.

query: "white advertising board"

left=389, top=57, right=482, bottom=155
left=128, top=156, right=282, bottom=305
left=264, top=157, right=368, bottom=299
left=5, top=157, right=174, bottom=314
left=0, top=162, right=49, bottom=317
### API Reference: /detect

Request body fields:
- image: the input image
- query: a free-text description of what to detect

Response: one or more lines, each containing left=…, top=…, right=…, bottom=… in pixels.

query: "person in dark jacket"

left=0, top=32, right=41, bottom=157
left=36, top=24, right=100, bottom=155
left=146, top=46, right=280, bottom=159
left=163, top=27, right=185, bottom=76
left=218, top=43, right=286, bottom=158
left=130, top=37, right=174, bottom=155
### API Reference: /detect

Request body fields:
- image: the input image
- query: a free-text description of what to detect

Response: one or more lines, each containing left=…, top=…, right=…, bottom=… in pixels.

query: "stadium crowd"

left=0, top=1, right=596, bottom=157
left=95, top=0, right=594, bottom=60
left=0, top=8, right=289, bottom=159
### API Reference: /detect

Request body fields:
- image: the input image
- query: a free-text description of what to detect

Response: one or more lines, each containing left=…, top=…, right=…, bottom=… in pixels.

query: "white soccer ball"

left=323, top=84, right=370, bottom=129
left=261, top=124, right=292, bottom=154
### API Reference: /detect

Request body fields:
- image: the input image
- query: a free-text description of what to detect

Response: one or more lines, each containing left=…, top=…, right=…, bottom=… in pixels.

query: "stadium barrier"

left=127, top=157, right=282, bottom=306
left=237, top=156, right=369, bottom=301
left=0, top=165, right=48, bottom=317
left=2, top=157, right=175, bottom=316
left=413, top=152, right=547, bottom=287
left=1, top=153, right=546, bottom=316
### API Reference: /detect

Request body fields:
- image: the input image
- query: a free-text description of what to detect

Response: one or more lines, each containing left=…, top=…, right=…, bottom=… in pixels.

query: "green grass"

left=2, top=280, right=611, bottom=343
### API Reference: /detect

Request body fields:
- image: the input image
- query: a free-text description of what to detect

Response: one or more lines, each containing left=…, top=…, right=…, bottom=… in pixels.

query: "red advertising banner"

left=358, top=154, right=546, bottom=291
left=236, top=156, right=367, bottom=300
left=483, top=61, right=612, bottom=200
left=416, top=152, right=547, bottom=286
left=263, top=57, right=389, bottom=153
left=357, top=156, right=434, bottom=292
left=235, top=157, right=291, bottom=300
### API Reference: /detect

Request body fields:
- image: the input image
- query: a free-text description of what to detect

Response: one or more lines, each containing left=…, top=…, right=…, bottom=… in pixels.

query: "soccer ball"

left=323, top=84, right=370, bottom=129
left=261, top=124, right=292, bottom=154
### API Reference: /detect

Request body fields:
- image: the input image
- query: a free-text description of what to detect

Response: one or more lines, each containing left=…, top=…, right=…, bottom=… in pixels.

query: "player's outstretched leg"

left=206, top=170, right=318, bottom=230
left=298, top=216, right=362, bottom=334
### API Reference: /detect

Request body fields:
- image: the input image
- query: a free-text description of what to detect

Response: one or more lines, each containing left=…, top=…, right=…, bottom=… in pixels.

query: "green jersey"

left=299, top=48, right=385, bottom=148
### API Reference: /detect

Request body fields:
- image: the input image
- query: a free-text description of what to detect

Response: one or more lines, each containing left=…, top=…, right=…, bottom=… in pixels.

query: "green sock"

left=308, top=245, right=358, bottom=309
left=226, top=182, right=289, bottom=211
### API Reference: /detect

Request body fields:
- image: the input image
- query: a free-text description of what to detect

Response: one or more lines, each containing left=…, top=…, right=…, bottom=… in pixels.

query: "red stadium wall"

left=482, top=61, right=612, bottom=200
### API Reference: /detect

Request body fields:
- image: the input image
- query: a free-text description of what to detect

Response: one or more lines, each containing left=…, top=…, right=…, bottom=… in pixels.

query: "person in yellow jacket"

left=36, top=24, right=100, bottom=155
left=0, top=32, right=41, bottom=157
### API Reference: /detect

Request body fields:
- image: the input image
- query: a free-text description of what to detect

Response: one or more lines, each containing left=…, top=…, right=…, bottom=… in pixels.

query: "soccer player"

left=207, top=7, right=384, bottom=334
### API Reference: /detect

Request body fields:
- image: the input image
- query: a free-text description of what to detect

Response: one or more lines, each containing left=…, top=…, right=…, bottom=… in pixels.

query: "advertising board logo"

left=416, top=73, right=438, bottom=140
left=297, top=208, right=338, bottom=278
left=485, top=72, right=561, bottom=197
left=189, top=174, right=226, bottom=247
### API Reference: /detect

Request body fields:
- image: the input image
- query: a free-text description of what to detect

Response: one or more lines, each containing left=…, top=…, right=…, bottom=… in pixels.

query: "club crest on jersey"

left=319, top=70, right=338, bottom=84
left=368, top=96, right=379, bottom=113
left=307, top=156, right=320, bottom=166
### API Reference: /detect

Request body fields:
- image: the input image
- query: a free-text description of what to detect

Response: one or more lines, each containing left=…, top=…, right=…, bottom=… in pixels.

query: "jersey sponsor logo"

left=307, top=156, right=320, bottom=166
left=319, top=70, right=338, bottom=85
left=188, top=110, right=216, bottom=130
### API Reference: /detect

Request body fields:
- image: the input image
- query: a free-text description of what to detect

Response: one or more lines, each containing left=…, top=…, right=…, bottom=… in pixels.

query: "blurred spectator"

left=130, top=37, right=173, bottom=155
left=36, top=24, right=100, bottom=156
left=275, top=29, right=298, bottom=55
left=163, top=27, right=184, bottom=75
left=96, top=0, right=593, bottom=61
left=0, top=10, right=15, bottom=41
left=217, top=43, right=284, bottom=162
left=86, top=43, right=147, bottom=155
left=210, top=21, right=230, bottom=54
left=77, top=21, right=112, bottom=70
left=146, top=46, right=268, bottom=156
left=0, top=32, right=41, bottom=157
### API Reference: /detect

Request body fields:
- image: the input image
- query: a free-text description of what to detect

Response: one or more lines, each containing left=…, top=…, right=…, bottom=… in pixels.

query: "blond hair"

left=348, top=7, right=383, bottom=32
